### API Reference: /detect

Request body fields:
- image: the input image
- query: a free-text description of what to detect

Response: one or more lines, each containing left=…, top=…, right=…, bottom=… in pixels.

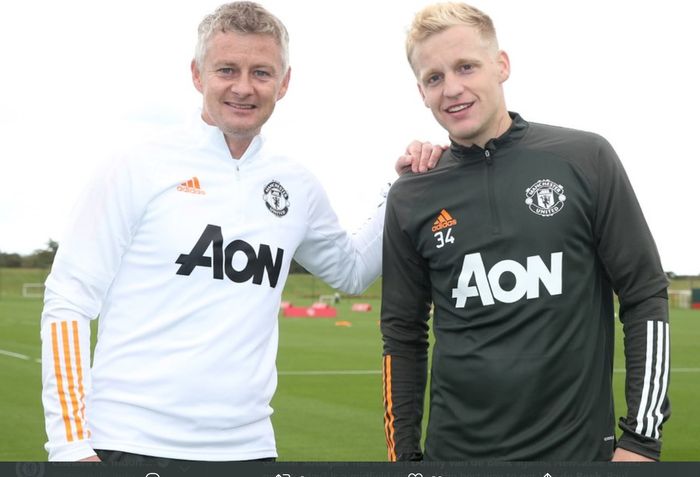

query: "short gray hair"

left=194, top=2, right=289, bottom=70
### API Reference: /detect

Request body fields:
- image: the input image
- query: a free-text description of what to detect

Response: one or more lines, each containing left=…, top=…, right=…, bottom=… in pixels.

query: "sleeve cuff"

left=47, top=440, right=97, bottom=462
left=617, top=431, right=661, bottom=461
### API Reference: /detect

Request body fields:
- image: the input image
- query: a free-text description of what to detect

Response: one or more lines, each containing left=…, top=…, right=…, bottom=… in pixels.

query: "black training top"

left=381, top=113, right=670, bottom=461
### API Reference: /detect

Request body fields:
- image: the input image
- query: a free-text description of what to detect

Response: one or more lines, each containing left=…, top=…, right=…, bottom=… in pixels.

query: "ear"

left=191, top=59, right=203, bottom=93
left=417, top=83, right=429, bottom=108
left=496, top=50, right=511, bottom=84
left=276, top=67, right=291, bottom=101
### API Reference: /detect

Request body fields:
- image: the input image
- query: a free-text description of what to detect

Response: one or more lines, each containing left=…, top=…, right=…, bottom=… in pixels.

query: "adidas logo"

left=177, top=177, right=205, bottom=195
left=431, top=209, right=456, bottom=232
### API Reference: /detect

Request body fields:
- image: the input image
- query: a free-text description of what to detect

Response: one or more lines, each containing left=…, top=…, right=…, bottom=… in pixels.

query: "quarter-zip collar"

left=450, top=112, right=529, bottom=162
left=196, top=109, right=264, bottom=168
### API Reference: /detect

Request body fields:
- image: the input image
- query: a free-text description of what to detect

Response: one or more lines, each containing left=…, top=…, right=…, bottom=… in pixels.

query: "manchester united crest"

left=525, top=179, right=566, bottom=217
left=263, top=181, right=290, bottom=217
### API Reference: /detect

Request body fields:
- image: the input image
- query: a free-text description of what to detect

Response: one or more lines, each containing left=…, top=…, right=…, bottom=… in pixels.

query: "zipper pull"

left=484, top=149, right=493, bottom=164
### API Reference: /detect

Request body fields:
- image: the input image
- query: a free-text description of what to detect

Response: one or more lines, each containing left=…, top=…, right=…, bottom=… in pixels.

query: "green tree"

left=22, top=239, right=58, bottom=268
left=0, top=251, right=23, bottom=267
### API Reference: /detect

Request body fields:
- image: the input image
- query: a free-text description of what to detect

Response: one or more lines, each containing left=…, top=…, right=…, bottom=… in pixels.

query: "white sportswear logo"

left=525, top=179, right=566, bottom=217
left=452, top=252, right=563, bottom=308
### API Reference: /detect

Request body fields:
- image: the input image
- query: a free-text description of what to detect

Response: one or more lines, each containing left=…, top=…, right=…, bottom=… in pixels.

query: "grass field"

left=0, top=268, right=698, bottom=461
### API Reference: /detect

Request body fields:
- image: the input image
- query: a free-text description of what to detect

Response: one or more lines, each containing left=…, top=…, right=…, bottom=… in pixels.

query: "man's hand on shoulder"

left=612, top=447, right=655, bottom=462
left=395, top=140, right=447, bottom=175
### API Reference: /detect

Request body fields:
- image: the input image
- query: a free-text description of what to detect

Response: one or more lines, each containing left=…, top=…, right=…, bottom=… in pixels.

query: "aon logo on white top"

left=452, top=252, right=562, bottom=308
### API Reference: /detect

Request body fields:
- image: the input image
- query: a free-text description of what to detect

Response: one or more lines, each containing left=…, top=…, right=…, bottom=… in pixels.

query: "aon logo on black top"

left=176, top=224, right=284, bottom=288
left=452, top=252, right=563, bottom=308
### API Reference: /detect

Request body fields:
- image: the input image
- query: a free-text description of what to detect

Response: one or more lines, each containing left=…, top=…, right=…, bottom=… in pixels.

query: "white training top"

left=40, top=116, right=384, bottom=461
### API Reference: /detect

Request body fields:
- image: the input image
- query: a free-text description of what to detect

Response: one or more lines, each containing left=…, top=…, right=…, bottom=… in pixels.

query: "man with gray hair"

left=40, top=2, right=439, bottom=462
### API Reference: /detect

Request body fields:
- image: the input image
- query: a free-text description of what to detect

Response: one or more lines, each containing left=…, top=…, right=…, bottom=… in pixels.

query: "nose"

left=230, top=73, right=254, bottom=97
left=443, top=72, right=464, bottom=99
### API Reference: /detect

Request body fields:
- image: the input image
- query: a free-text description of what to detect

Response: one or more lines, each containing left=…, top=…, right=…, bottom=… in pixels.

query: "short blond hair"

left=406, top=2, right=498, bottom=70
left=195, top=2, right=289, bottom=70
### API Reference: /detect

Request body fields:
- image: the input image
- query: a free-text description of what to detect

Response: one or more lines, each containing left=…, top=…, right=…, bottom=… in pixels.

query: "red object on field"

left=280, top=301, right=292, bottom=309
left=311, top=302, right=330, bottom=309
left=692, top=303, right=700, bottom=310
left=282, top=306, right=337, bottom=318
left=351, top=303, right=372, bottom=312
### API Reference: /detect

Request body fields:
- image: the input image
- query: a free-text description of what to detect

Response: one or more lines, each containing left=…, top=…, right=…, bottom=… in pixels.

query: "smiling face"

left=411, top=25, right=511, bottom=148
left=191, top=31, right=290, bottom=158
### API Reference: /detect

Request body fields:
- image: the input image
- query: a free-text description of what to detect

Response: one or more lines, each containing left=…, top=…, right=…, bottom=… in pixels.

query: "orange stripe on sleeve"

left=61, top=322, right=85, bottom=440
left=382, top=357, right=390, bottom=453
left=71, top=321, right=87, bottom=430
left=383, top=355, right=397, bottom=461
left=51, top=323, right=74, bottom=442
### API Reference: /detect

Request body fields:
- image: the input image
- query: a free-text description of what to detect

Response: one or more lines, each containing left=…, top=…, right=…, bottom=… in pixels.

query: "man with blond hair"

left=40, top=1, right=439, bottom=462
left=381, top=2, right=669, bottom=461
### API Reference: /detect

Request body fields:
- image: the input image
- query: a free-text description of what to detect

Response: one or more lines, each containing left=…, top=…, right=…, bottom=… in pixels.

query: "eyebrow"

left=454, top=57, right=483, bottom=68
left=213, top=61, right=277, bottom=72
left=420, top=57, right=484, bottom=80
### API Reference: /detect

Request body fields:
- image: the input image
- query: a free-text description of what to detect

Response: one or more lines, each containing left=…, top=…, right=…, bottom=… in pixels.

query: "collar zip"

left=449, top=112, right=528, bottom=163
